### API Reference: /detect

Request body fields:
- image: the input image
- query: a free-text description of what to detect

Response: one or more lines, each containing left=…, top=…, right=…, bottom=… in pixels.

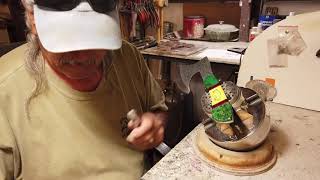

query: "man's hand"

left=126, top=112, right=167, bottom=151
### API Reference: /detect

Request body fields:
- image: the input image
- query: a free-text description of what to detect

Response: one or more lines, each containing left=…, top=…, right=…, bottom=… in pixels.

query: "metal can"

left=183, top=16, right=205, bottom=39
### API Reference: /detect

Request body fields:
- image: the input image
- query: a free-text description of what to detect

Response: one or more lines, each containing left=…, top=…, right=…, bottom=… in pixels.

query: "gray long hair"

left=22, top=0, right=48, bottom=119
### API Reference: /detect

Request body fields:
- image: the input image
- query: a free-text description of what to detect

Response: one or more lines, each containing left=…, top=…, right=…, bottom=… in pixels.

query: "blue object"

left=259, top=15, right=276, bottom=30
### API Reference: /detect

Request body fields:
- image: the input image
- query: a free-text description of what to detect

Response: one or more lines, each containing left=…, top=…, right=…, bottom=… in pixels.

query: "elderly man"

left=0, top=0, right=167, bottom=179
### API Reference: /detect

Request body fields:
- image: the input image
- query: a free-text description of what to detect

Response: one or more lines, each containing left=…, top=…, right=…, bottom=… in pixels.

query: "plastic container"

left=204, top=21, right=239, bottom=41
left=249, top=27, right=260, bottom=42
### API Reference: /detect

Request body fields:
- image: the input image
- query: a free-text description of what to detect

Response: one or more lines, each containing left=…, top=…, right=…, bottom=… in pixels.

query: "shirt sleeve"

left=135, top=47, right=168, bottom=112
left=0, top=111, right=16, bottom=180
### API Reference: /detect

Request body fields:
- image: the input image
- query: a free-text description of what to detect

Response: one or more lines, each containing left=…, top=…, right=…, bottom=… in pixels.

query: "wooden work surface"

left=142, top=102, right=320, bottom=180
left=141, top=40, right=249, bottom=65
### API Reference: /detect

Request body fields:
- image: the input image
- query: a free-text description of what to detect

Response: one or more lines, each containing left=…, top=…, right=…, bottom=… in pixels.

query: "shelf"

left=265, top=0, right=313, bottom=1
left=169, top=0, right=239, bottom=3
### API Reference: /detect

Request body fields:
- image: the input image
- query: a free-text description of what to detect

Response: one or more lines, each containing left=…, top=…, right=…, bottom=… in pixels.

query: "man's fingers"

left=153, top=116, right=164, bottom=129
left=131, top=113, right=154, bottom=138
left=128, top=120, right=133, bottom=128
left=129, top=120, right=163, bottom=145
left=154, top=127, right=164, bottom=146
left=126, top=114, right=154, bottom=142
left=133, top=119, right=153, bottom=138
left=131, top=130, right=155, bottom=145
left=139, top=127, right=164, bottom=150
left=126, top=111, right=167, bottom=151
left=128, top=126, right=164, bottom=150
left=127, top=118, right=141, bottom=130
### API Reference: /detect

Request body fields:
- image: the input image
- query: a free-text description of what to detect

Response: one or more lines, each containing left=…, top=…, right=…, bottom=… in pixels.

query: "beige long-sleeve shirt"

left=0, top=41, right=167, bottom=180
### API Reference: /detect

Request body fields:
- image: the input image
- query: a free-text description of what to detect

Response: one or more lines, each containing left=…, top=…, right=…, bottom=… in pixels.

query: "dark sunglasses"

left=34, top=0, right=118, bottom=13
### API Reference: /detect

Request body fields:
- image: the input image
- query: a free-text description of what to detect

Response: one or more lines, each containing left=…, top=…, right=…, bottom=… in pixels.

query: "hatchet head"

left=174, top=57, right=213, bottom=94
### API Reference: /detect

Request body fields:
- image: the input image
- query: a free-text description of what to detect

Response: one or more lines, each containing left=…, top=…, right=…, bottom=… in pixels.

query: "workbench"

left=141, top=102, right=320, bottom=180
left=141, top=40, right=249, bottom=83
left=141, top=40, right=249, bottom=65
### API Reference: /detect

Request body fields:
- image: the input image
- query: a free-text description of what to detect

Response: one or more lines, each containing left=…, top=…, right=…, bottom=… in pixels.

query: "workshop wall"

left=163, top=3, right=184, bottom=31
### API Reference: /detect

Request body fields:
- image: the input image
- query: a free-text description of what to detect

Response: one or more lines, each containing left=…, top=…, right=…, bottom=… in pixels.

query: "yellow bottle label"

left=209, top=85, right=227, bottom=106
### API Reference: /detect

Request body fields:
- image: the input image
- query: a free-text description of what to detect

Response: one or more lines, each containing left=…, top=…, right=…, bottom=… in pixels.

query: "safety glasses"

left=34, top=0, right=118, bottom=13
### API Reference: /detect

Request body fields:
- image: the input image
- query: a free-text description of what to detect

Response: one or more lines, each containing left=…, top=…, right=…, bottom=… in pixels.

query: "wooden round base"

left=194, top=125, right=277, bottom=176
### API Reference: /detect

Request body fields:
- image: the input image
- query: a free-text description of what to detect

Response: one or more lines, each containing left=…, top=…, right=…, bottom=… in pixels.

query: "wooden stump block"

left=194, top=125, right=277, bottom=176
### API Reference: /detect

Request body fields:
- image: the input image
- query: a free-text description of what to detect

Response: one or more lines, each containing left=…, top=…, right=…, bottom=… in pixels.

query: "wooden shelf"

left=266, top=0, right=313, bottom=1
left=169, top=0, right=239, bottom=3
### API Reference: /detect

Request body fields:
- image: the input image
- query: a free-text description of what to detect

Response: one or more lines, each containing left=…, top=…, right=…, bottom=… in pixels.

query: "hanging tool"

left=155, top=0, right=167, bottom=42
left=120, top=0, right=160, bottom=40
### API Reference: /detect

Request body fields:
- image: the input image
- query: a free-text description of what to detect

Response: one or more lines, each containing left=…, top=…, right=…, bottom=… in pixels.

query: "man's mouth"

left=59, top=59, right=99, bottom=66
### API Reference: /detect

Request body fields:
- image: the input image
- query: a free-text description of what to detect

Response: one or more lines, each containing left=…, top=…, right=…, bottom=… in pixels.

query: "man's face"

left=41, top=47, right=106, bottom=80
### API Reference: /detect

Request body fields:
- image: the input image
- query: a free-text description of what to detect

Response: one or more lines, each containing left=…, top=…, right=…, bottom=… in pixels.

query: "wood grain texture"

left=195, top=125, right=277, bottom=175
left=239, top=0, right=251, bottom=42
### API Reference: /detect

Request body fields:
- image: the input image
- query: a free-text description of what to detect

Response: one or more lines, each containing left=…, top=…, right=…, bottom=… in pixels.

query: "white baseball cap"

left=33, top=1, right=122, bottom=53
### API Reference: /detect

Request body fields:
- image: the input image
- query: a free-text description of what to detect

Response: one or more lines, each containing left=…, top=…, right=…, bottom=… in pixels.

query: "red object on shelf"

left=183, top=16, right=205, bottom=39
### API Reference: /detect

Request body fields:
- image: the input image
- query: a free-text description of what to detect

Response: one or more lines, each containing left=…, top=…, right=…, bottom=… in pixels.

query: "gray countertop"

left=141, top=102, right=320, bottom=180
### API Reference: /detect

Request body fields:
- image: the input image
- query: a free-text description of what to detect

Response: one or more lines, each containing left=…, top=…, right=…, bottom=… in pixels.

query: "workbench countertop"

left=141, top=40, right=249, bottom=65
left=141, top=102, right=320, bottom=180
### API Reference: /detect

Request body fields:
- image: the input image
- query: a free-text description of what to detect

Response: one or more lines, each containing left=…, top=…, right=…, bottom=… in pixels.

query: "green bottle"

left=204, top=74, right=233, bottom=123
